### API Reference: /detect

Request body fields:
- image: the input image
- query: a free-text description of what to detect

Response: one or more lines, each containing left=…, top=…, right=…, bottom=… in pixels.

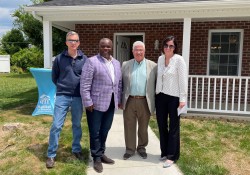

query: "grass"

left=0, top=73, right=38, bottom=110
left=1, top=73, right=250, bottom=175
left=150, top=116, right=250, bottom=175
left=0, top=73, right=89, bottom=175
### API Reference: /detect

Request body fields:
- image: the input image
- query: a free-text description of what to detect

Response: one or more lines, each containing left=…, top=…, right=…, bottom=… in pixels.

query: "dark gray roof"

left=32, top=0, right=214, bottom=6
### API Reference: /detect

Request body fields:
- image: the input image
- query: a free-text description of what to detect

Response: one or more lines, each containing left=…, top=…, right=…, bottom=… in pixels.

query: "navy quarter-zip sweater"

left=52, top=49, right=87, bottom=97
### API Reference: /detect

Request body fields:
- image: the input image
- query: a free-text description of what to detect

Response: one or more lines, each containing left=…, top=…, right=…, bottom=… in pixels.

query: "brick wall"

left=75, top=21, right=250, bottom=76
left=75, top=22, right=183, bottom=63
left=190, top=21, right=250, bottom=76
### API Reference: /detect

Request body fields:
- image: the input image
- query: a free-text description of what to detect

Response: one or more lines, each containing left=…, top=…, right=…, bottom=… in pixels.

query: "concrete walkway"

left=87, top=110, right=183, bottom=175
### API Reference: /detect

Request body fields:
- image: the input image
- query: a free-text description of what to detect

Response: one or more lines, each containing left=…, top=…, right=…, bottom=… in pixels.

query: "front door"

left=116, top=36, right=130, bottom=63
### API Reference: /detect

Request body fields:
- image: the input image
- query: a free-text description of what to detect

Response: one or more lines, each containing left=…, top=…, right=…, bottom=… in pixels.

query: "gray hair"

left=66, top=31, right=79, bottom=40
left=133, top=41, right=145, bottom=50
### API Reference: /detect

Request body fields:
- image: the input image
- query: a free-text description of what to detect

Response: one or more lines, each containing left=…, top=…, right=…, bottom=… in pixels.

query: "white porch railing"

left=188, top=75, right=250, bottom=115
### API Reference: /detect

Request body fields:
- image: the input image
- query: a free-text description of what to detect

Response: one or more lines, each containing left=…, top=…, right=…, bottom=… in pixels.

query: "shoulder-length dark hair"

left=161, top=35, right=178, bottom=54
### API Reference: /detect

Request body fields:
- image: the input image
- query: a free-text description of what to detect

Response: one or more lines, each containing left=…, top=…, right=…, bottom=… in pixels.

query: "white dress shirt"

left=156, top=54, right=187, bottom=102
left=103, top=56, right=115, bottom=83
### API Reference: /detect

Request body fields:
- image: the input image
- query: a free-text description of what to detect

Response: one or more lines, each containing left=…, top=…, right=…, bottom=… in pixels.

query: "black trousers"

left=155, top=93, right=180, bottom=161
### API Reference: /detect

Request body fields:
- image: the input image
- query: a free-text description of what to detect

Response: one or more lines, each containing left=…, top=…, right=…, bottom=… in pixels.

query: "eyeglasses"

left=164, top=44, right=175, bottom=49
left=67, top=40, right=79, bottom=43
left=134, top=49, right=144, bottom=53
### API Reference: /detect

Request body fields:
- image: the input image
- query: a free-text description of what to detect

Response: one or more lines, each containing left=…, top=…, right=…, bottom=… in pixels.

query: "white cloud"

left=0, top=0, right=32, bottom=38
left=0, top=8, right=13, bottom=38
left=0, top=7, right=13, bottom=21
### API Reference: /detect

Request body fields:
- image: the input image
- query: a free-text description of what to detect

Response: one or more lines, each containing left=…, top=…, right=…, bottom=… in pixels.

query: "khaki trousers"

left=123, top=97, right=151, bottom=154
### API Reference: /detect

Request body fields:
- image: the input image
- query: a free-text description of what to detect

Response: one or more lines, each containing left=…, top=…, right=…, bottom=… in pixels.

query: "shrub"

left=0, top=49, right=8, bottom=55
left=11, top=47, right=43, bottom=72
left=10, top=65, right=24, bottom=74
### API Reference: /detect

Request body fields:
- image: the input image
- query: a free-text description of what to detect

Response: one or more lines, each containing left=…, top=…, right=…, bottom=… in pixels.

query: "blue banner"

left=30, top=68, right=56, bottom=116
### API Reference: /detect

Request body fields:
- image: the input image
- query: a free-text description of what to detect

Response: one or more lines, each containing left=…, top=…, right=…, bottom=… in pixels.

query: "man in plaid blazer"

left=80, top=38, right=122, bottom=173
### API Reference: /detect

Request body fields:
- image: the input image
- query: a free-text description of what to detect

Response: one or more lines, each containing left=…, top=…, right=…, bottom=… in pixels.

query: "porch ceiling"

left=24, top=1, right=250, bottom=30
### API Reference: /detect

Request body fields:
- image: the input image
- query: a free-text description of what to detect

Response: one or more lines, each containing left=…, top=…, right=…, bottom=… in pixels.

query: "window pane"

left=229, top=55, right=238, bottom=65
left=210, top=55, right=219, bottom=64
left=210, top=64, right=218, bottom=75
left=220, top=55, right=228, bottom=65
left=228, top=66, right=238, bottom=75
left=219, top=65, right=227, bottom=75
left=221, top=43, right=229, bottom=53
left=229, top=43, right=239, bottom=53
left=209, top=31, right=240, bottom=76
left=211, top=44, right=221, bottom=53
left=211, top=34, right=220, bottom=43
left=229, top=34, right=239, bottom=53
left=221, top=34, right=229, bottom=43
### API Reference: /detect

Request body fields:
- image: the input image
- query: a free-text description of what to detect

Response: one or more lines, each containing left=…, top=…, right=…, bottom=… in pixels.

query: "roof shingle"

left=32, top=0, right=214, bottom=6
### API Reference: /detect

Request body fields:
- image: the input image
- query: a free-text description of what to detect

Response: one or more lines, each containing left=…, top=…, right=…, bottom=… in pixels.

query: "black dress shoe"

left=123, top=153, right=134, bottom=160
left=73, top=152, right=84, bottom=161
left=46, top=157, right=55, bottom=168
left=93, top=160, right=103, bottom=173
left=101, top=155, right=115, bottom=164
left=138, top=151, right=147, bottom=159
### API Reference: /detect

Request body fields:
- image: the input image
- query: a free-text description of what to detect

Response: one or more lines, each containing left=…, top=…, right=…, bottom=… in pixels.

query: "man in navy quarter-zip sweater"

left=46, top=31, right=87, bottom=169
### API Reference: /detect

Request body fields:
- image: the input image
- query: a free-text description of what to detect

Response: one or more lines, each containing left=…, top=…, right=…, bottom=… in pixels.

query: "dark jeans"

left=86, top=95, right=115, bottom=161
left=155, top=93, right=180, bottom=161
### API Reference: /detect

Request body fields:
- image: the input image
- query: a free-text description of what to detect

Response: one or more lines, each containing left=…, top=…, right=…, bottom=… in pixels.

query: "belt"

left=129, top=95, right=146, bottom=99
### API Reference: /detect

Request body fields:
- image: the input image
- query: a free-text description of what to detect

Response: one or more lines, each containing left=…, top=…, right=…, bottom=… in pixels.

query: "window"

left=208, top=30, right=243, bottom=76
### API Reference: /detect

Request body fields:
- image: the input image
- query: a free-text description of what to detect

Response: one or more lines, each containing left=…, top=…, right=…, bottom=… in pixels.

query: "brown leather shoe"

left=138, top=151, right=147, bottom=159
left=93, top=160, right=103, bottom=173
left=46, top=157, right=55, bottom=168
left=101, top=155, right=115, bottom=164
left=123, top=153, right=134, bottom=160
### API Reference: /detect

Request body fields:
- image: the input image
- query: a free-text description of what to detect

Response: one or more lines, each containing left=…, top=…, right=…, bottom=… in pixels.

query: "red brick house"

left=25, top=0, right=250, bottom=115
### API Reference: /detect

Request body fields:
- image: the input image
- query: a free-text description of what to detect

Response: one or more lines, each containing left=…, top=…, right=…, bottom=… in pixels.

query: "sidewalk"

left=87, top=110, right=183, bottom=175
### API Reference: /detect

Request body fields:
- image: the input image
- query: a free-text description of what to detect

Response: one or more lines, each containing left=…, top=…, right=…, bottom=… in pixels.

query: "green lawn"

left=0, top=73, right=89, bottom=175
left=150, top=115, right=250, bottom=175
left=0, top=73, right=249, bottom=175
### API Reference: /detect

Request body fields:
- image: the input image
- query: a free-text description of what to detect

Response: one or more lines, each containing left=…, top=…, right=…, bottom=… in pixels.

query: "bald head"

left=99, top=38, right=113, bottom=60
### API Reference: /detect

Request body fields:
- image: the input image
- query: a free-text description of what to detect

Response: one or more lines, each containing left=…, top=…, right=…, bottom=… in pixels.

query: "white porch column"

left=182, top=18, right=191, bottom=110
left=43, top=20, right=53, bottom=68
left=182, top=18, right=191, bottom=71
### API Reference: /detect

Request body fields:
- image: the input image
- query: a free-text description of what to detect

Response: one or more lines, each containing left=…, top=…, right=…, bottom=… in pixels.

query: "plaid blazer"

left=80, top=54, right=122, bottom=112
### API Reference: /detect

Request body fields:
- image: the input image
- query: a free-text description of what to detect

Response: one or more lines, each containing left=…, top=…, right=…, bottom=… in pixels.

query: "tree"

left=12, top=0, right=66, bottom=55
left=0, top=29, right=28, bottom=55
left=11, top=47, right=44, bottom=71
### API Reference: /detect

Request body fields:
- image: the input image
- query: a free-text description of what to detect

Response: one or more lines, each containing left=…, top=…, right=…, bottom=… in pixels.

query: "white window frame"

left=207, top=29, right=244, bottom=76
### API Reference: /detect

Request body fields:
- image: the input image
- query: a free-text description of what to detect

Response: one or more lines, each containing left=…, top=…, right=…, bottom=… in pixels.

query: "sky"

left=0, top=0, right=32, bottom=38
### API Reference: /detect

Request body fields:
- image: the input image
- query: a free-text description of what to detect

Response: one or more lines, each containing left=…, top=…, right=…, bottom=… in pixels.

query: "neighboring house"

left=25, top=0, right=250, bottom=115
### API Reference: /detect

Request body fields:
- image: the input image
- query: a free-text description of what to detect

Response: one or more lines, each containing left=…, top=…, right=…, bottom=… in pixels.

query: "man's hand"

left=85, top=105, right=94, bottom=112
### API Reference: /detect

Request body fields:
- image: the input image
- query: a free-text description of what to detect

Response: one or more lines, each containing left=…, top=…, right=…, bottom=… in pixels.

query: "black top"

left=52, top=49, right=87, bottom=97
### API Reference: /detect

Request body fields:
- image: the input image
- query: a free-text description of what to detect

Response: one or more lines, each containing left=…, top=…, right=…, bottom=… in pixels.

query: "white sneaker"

left=163, top=160, right=174, bottom=168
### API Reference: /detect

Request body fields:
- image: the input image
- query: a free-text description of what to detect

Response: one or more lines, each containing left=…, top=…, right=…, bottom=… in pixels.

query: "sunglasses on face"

left=164, top=44, right=175, bottom=49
